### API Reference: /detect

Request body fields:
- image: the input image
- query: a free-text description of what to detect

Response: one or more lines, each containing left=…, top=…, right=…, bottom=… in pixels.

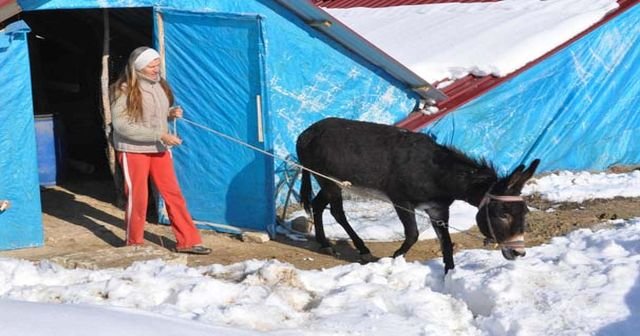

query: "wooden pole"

left=100, top=9, right=111, bottom=138
left=156, top=11, right=166, bottom=78
left=100, top=9, right=125, bottom=208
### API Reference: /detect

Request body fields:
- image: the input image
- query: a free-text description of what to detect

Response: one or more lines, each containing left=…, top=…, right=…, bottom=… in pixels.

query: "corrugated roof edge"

left=274, top=0, right=447, bottom=102
left=0, top=0, right=21, bottom=23
left=314, top=0, right=499, bottom=8
left=396, top=0, right=639, bottom=131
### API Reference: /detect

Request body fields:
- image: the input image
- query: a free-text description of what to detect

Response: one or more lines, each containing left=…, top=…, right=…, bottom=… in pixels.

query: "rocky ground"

left=1, top=178, right=639, bottom=271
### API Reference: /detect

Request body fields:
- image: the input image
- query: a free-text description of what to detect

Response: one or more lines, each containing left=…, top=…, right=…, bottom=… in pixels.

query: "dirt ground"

left=1, top=177, right=639, bottom=270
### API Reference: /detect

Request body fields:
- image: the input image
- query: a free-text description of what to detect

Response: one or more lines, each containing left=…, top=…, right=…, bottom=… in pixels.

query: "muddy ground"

left=1, top=177, right=639, bottom=270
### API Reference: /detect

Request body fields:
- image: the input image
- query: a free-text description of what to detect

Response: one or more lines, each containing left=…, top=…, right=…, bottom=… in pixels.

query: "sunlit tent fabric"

left=0, top=20, right=44, bottom=250
left=426, top=4, right=640, bottom=174
left=156, top=9, right=272, bottom=231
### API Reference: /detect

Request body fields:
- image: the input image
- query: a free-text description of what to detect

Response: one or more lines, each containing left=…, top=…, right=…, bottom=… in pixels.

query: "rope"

left=173, top=118, right=177, bottom=137
left=178, top=117, right=489, bottom=243
left=180, top=118, right=351, bottom=188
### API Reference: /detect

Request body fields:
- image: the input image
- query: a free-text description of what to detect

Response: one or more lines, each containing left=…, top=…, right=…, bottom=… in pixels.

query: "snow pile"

left=2, top=218, right=640, bottom=335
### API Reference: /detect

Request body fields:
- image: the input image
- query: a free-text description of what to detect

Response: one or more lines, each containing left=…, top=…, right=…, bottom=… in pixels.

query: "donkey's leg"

left=311, top=189, right=333, bottom=255
left=426, top=206, right=454, bottom=273
left=327, top=193, right=376, bottom=262
left=392, top=201, right=419, bottom=258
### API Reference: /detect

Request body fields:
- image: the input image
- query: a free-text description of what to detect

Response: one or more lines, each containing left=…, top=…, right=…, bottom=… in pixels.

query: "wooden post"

left=100, top=9, right=125, bottom=208
left=152, top=11, right=167, bottom=219
left=156, top=11, right=166, bottom=78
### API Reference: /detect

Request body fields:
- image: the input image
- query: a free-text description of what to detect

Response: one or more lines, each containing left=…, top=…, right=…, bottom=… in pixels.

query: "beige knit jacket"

left=111, top=76, right=170, bottom=153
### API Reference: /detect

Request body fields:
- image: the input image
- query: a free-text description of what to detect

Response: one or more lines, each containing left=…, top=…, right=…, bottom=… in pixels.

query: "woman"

left=110, top=46, right=211, bottom=255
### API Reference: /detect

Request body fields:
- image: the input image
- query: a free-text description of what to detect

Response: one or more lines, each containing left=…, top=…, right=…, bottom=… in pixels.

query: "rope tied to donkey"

left=177, top=117, right=494, bottom=244
left=179, top=118, right=353, bottom=189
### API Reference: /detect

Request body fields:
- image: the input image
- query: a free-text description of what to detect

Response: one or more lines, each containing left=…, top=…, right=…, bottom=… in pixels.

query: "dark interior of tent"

left=14, top=8, right=153, bottom=199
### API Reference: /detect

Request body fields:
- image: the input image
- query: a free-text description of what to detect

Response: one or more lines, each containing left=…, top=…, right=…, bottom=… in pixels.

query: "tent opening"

left=19, top=8, right=153, bottom=197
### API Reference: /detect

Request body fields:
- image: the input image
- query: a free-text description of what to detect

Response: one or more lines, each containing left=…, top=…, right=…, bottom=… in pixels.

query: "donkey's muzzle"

left=501, top=236, right=526, bottom=260
left=501, top=247, right=526, bottom=260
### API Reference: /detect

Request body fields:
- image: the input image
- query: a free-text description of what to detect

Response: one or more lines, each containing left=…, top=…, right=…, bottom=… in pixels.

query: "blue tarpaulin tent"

left=0, top=0, right=442, bottom=247
left=424, top=4, right=640, bottom=175
left=2, top=0, right=638, bottom=250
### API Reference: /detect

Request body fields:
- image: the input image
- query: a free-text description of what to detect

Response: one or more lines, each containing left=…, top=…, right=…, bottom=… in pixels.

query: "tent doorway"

left=20, top=8, right=152, bottom=200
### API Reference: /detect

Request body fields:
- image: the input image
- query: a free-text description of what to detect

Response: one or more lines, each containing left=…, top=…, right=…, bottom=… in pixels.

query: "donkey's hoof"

left=319, top=246, right=336, bottom=256
left=359, top=253, right=380, bottom=264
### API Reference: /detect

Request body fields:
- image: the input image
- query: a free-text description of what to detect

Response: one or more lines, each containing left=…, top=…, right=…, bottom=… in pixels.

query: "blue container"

left=34, top=114, right=58, bottom=186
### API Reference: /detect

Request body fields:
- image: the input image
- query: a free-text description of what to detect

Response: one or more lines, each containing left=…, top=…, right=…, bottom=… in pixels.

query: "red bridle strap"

left=478, top=193, right=525, bottom=209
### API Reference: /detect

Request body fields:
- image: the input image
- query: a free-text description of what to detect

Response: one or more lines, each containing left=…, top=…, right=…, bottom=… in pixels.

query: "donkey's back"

left=296, top=117, right=443, bottom=192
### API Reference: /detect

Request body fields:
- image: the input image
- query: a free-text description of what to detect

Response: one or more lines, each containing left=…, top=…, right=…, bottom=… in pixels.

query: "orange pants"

left=118, top=151, right=202, bottom=248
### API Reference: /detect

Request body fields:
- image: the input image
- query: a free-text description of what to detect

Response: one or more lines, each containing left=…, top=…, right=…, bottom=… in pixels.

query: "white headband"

left=134, top=48, right=160, bottom=71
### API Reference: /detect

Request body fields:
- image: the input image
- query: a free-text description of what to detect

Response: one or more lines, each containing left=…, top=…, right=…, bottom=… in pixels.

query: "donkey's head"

left=475, top=159, right=540, bottom=260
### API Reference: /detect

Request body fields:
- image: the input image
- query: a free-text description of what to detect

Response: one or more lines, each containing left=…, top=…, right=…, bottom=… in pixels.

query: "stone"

left=241, top=231, right=270, bottom=243
left=290, top=216, right=313, bottom=234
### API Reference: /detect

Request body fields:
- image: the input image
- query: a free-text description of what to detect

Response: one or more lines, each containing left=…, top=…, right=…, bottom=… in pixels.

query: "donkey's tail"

left=300, top=170, right=313, bottom=215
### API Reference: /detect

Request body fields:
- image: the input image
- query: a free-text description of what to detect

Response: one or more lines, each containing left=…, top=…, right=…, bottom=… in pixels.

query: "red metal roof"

left=314, top=0, right=498, bottom=8
left=0, top=0, right=20, bottom=23
left=314, top=0, right=639, bottom=131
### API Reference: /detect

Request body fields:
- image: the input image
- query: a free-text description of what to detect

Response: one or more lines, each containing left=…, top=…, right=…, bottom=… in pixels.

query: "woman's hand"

left=169, top=106, right=183, bottom=119
left=160, top=133, right=183, bottom=146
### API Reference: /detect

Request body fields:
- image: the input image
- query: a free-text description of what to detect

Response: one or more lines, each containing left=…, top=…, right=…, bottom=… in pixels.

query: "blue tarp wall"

left=19, top=0, right=419, bottom=231
left=0, top=21, right=44, bottom=250
left=21, top=0, right=418, bottom=152
left=426, top=5, right=640, bottom=175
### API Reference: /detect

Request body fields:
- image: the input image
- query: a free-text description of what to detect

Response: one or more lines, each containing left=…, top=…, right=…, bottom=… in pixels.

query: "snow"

left=324, top=0, right=620, bottom=84
left=1, top=170, right=640, bottom=335
left=523, top=170, right=640, bottom=203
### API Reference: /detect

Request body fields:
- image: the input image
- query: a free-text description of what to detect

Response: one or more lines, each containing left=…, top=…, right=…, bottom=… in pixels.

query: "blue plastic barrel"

left=34, top=114, right=58, bottom=186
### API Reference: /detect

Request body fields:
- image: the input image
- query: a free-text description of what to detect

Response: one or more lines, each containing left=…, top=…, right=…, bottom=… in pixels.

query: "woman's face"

left=140, top=58, right=161, bottom=80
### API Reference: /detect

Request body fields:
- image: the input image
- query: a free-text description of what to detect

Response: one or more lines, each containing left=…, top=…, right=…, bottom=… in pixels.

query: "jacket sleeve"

left=111, top=94, right=163, bottom=143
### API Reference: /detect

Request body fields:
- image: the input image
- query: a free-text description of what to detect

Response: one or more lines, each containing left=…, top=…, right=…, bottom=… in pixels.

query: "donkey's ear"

left=520, top=159, right=540, bottom=182
left=513, top=164, right=525, bottom=173
left=508, top=159, right=540, bottom=191
left=506, top=164, right=525, bottom=189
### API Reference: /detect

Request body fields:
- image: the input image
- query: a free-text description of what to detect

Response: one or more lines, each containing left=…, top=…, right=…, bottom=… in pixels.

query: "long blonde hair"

left=111, top=47, right=174, bottom=122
